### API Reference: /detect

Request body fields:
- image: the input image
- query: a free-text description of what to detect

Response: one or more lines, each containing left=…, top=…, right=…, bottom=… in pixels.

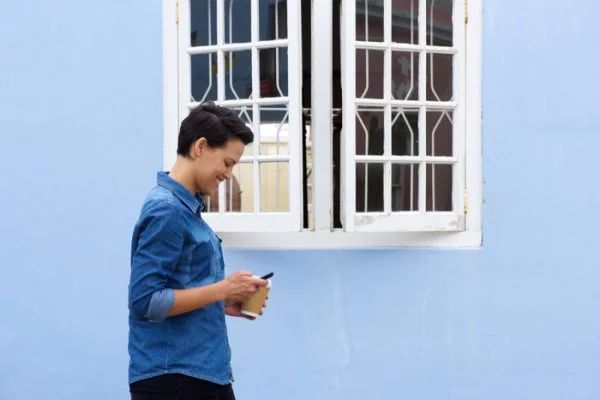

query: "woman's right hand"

left=221, top=271, right=266, bottom=302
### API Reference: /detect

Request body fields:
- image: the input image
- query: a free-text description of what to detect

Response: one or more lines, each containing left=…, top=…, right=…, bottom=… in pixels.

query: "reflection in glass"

left=392, top=51, right=419, bottom=100
left=191, top=53, right=218, bottom=102
left=426, top=111, right=453, bottom=156
left=356, top=109, right=385, bottom=155
left=356, top=49, right=385, bottom=99
left=231, top=106, right=254, bottom=156
left=225, top=50, right=253, bottom=100
left=427, top=0, right=453, bottom=46
left=356, top=163, right=384, bottom=212
left=226, top=162, right=254, bottom=212
left=356, top=0, right=384, bottom=42
left=259, top=47, right=288, bottom=98
left=392, top=164, right=418, bottom=211
left=260, top=162, right=289, bottom=212
left=191, top=0, right=217, bottom=46
left=392, top=0, right=419, bottom=44
left=259, top=0, right=288, bottom=41
left=427, top=53, right=453, bottom=101
left=426, top=164, right=452, bottom=211
left=225, top=0, right=252, bottom=43
left=392, top=109, right=419, bottom=155
left=259, top=106, right=289, bottom=155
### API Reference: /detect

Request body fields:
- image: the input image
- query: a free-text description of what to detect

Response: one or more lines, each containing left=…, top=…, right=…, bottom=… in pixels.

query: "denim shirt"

left=128, top=172, right=232, bottom=385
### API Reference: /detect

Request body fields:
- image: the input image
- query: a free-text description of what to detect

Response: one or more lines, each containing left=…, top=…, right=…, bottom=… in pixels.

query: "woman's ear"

left=192, top=137, right=208, bottom=159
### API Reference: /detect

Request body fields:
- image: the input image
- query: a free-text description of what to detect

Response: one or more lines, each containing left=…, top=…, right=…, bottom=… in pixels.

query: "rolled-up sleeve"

left=129, top=200, right=184, bottom=322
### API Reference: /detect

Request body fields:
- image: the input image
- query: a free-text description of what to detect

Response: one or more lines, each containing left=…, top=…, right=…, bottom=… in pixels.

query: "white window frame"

left=164, top=0, right=303, bottom=232
left=163, top=0, right=482, bottom=248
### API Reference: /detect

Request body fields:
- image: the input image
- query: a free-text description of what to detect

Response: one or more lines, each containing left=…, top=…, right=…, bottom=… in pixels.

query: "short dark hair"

left=177, top=102, right=254, bottom=156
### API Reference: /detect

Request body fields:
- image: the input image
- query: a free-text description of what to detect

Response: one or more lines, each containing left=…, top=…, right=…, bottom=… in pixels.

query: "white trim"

left=465, top=0, right=483, bottom=236
left=219, top=230, right=482, bottom=248
left=163, top=0, right=179, bottom=171
left=312, top=0, right=333, bottom=231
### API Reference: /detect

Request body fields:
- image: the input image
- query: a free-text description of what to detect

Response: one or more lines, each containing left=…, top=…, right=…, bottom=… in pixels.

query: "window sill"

left=218, top=230, right=482, bottom=249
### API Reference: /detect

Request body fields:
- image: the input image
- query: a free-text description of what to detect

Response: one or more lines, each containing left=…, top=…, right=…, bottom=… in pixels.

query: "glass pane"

left=356, top=49, right=384, bottom=99
left=356, top=163, right=384, bottom=212
left=392, top=51, right=419, bottom=100
left=203, top=193, right=218, bottom=213
left=356, top=109, right=384, bottom=155
left=392, top=109, right=418, bottom=155
left=426, top=53, right=453, bottom=101
left=260, top=162, right=289, bottom=212
left=392, top=164, right=418, bottom=211
left=426, top=111, right=453, bottom=156
left=225, top=50, right=253, bottom=100
left=426, top=164, right=452, bottom=211
left=226, top=162, right=254, bottom=212
left=191, top=0, right=217, bottom=46
left=225, top=0, right=251, bottom=43
left=259, top=47, right=288, bottom=97
left=191, top=53, right=218, bottom=102
left=356, top=0, right=384, bottom=42
left=259, top=0, right=288, bottom=41
left=231, top=106, right=255, bottom=156
left=392, top=0, right=419, bottom=44
left=259, top=105, right=289, bottom=155
left=427, top=0, right=453, bottom=46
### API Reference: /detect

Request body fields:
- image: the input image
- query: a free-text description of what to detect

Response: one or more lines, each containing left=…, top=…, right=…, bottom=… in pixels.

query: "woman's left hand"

left=225, top=297, right=268, bottom=320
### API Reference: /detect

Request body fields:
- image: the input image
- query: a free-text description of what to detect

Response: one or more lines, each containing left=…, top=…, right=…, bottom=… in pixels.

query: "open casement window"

left=172, top=0, right=303, bottom=232
left=164, top=0, right=482, bottom=246
left=341, top=0, right=467, bottom=232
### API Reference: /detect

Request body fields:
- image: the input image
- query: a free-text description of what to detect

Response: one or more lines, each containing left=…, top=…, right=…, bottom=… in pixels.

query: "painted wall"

left=1, top=1, right=599, bottom=399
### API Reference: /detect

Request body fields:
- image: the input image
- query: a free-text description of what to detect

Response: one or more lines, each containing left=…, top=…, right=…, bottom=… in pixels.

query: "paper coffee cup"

left=241, top=279, right=271, bottom=318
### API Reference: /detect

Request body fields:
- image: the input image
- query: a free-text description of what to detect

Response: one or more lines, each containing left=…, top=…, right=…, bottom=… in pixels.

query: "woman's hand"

left=220, top=271, right=266, bottom=303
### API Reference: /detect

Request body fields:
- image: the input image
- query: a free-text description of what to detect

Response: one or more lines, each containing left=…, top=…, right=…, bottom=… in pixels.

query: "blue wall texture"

left=1, top=1, right=599, bottom=399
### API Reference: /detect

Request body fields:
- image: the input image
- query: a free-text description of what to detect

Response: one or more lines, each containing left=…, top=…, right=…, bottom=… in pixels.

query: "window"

left=163, top=0, right=482, bottom=247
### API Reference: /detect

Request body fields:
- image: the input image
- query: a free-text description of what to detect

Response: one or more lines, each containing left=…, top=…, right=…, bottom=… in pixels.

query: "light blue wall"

left=1, top=1, right=599, bottom=399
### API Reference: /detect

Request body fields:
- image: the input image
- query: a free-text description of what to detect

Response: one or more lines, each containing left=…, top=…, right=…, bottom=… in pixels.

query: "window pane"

left=356, top=0, right=384, bottom=42
left=259, top=105, right=289, bottom=155
left=203, top=193, right=218, bottom=213
left=427, top=0, right=453, bottom=46
left=259, top=0, right=288, bottom=41
left=225, top=0, right=251, bottom=43
left=191, top=53, right=218, bottom=102
left=426, top=53, right=453, bottom=101
left=426, top=164, right=452, bottom=211
left=259, top=47, right=288, bottom=98
left=392, top=0, right=419, bottom=44
left=260, top=162, right=289, bottom=212
left=392, top=51, right=419, bottom=100
left=191, top=0, right=217, bottom=46
left=356, top=109, right=384, bottom=155
left=392, top=109, right=419, bottom=156
left=356, top=49, right=384, bottom=99
left=231, top=106, right=255, bottom=156
left=426, top=111, right=452, bottom=156
left=392, top=164, right=418, bottom=211
left=356, top=163, right=384, bottom=212
left=225, top=50, right=253, bottom=100
left=226, top=162, right=254, bottom=212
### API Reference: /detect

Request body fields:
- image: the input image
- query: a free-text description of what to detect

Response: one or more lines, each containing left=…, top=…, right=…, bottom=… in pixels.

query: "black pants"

left=130, top=374, right=236, bottom=400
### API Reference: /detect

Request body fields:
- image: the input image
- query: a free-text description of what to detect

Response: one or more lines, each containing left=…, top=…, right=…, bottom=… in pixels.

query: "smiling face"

left=190, top=136, right=245, bottom=196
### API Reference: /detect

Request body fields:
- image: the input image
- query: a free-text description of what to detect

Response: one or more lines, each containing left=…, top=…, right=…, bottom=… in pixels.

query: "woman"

left=128, top=103, right=267, bottom=400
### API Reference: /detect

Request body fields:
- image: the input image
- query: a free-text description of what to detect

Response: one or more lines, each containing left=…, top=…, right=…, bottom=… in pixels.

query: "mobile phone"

left=260, top=272, right=274, bottom=280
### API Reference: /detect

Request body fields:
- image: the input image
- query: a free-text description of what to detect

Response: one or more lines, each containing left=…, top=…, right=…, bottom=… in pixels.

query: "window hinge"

left=465, top=0, right=469, bottom=24
left=176, top=0, right=180, bottom=25
left=464, top=189, right=469, bottom=215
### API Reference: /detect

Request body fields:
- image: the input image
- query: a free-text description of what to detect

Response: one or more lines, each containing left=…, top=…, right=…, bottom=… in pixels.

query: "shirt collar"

left=157, top=171, right=206, bottom=214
